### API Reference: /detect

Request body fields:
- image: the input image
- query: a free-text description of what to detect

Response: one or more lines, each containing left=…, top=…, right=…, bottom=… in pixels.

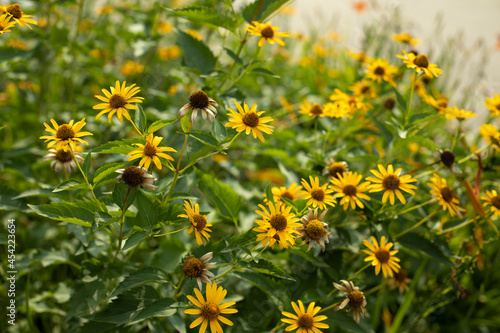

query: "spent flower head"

left=296, top=208, right=331, bottom=252
left=333, top=280, right=367, bottom=324
left=178, top=90, right=219, bottom=123
left=115, top=166, right=157, bottom=190
left=183, top=252, right=216, bottom=290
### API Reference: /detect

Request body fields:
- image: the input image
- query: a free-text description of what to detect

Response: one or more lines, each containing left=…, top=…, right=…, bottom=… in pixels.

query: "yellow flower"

left=391, top=33, right=420, bottom=45
left=39, top=118, right=93, bottom=152
left=323, top=102, right=352, bottom=118
left=157, top=20, right=172, bottom=34
left=322, top=158, right=348, bottom=179
left=158, top=45, right=181, bottom=61
left=481, top=188, right=500, bottom=218
left=225, top=101, right=274, bottom=143
left=363, top=236, right=401, bottom=278
left=479, top=124, right=500, bottom=149
left=300, top=176, right=337, bottom=209
left=333, top=280, right=367, bottom=324
left=178, top=200, right=213, bottom=246
left=424, top=95, right=449, bottom=114
left=397, top=50, right=443, bottom=77
left=444, top=106, right=476, bottom=120
left=366, top=164, right=417, bottom=205
left=127, top=133, right=176, bottom=170
left=296, top=208, right=331, bottom=252
left=267, top=183, right=303, bottom=203
left=244, top=21, right=290, bottom=47
left=0, top=13, right=15, bottom=34
left=185, top=29, right=202, bottom=41
left=93, top=80, right=144, bottom=123
left=484, top=93, right=500, bottom=118
left=184, top=282, right=237, bottom=333
left=329, top=89, right=372, bottom=114
left=349, top=80, right=378, bottom=99
left=299, top=100, right=326, bottom=118
left=365, top=58, right=398, bottom=86
left=120, top=60, right=144, bottom=76
left=330, top=171, right=371, bottom=210
left=0, top=4, right=37, bottom=29
left=428, top=173, right=462, bottom=217
left=281, top=300, right=329, bottom=332
left=348, top=50, right=372, bottom=63
left=7, top=39, right=28, bottom=50
left=253, top=200, right=300, bottom=249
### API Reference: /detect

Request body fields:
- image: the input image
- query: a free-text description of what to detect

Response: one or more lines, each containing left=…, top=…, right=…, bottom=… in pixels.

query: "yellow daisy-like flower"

left=300, top=176, right=337, bottom=210
left=267, top=182, right=303, bottom=203
left=444, top=106, right=476, bottom=120
left=323, top=102, right=352, bottom=119
left=391, top=33, right=420, bottom=45
left=330, top=171, right=371, bottom=210
left=428, top=173, right=462, bottom=217
left=39, top=118, right=93, bottom=152
left=365, top=58, right=398, bottom=86
left=333, top=280, right=367, bottom=324
left=322, top=158, right=348, bottom=179
left=329, top=89, right=372, bottom=114
left=253, top=200, right=301, bottom=249
left=184, top=282, right=237, bottom=333
left=348, top=50, right=372, bottom=64
left=424, top=94, right=449, bottom=114
left=0, top=4, right=37, bottom=29
left=363, top=236, right=401, bottom=278
left=299, top=100, right=326, bottom=118
left=93, top=80, right=144, bottom=123
left=225, top=101, right=274, bottom=143
left=481, top=188, right=500, bottom=218
left=0, top=13, right=15, bottom=34
left=485, top=93, right=500, bottom=118
left=366, top=164, right=417, bottom=205
left=244, top=21, right=290, bottom=47
left=349, top=80, right=378, bottom=99
left=397, top=50, right=443, bottom=77
left=281, top=300, right=329, bottom=333
left=178, top=200, right=213, bottom=246
left=127, top=133, right=176, bottom=170
left=479, top=124, right=500, bottom=149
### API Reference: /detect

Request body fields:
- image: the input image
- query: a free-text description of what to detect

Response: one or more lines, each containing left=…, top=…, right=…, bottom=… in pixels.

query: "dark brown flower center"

left=496, top=103, right=500, bottom=111
left=189, top=90, right=209, bottom=109
left=310, top=103, right=323, bottom=116
left=422, top=75, right=433, bottom=84
left=183, top=257, right=204, bottom=277
left=56, top=124, right=76, bottom=140
left=280, top=191, right=294, bottom=201
left=393, top=269, right=408, bottom=283
left=0, top=23, right=5, bottom=31
left=7, top=4, right=22, bottom=19
left=109, top=94, right=127, bottom=109
left=440, top=150, right=455, bottom=167
left=201, top=301, right=220, bottom=321
left=440, top=187, right=456, bottom=203
left=384, top=98, right=395, bottom=110
left=437, top=99, right=448, bottom=109
left=329, top=163, right=346, bottom=178
left=382, top=174, right=400, bottom=190
left=273, top=233, right=281, bottom=241
left=360, top=85, right=370, bottom=94
left=347, top=290, right=365, bottom=308
left=121, top=166, right=145, bottom=187
left=311, top=188, right=325, bottom=201
left=270, top=214, right=287, bottom=231
left=414, top=54, right=429, bottom=68
left=193, top=214, right=207, bottom=231
left=55, top=149, right=73, bottom=162
left=375, top=248, right=391, bottom=264
left=491, top=195, right=500, bottom=209
left=143, top=142, right=157, bottom=157
left=297, top=313, right=314, bottom=328
left=261, top=26, right=274, bottom=38
left=305, top=219, right=325, bottom=240
left=343, top=184, right=357, bottom=196
left=242, top=112, right=259, bottom=127
left=374, top=66, right=385, bottom=76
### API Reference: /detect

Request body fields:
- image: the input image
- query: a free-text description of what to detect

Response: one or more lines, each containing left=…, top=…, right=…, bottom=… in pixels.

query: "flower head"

left=93, top=80, right=144, bottom=123
left=389, top=269, right=411, bottom=294
left=365, top=58, right=398, bottom=86
left=244, top=21, right=290, bottom=47
left=333, top=280, right=367, bottom=324
left=178, top=200, right=213, bottom=246
left=115, top=166, right=157, bottom=190
left=184, top=282, right=237, bottom=333
left=178, top=90, right=219, bottom=123
left=428, top=173, right=462, bottom=217
left=299, top=100, right=326, bottom=118
left=481, top=188, right=500, bottom=218
left=183, top=252, right=216, bottom=290
left=225, top=101, right=274, bottom=142
left=253, top=200, right=300, bottom=249
left=444, top=106, right=476, bottom=120
left=127, top=133, right=176, bottom=170
left=349, top=80, right=378, bottom=99
left=281, top=300, right=329, bottom=332
left=300, top=176, right=337, bottom=209
left=296, top=208, right=331, bottom=252
left=348, top=50, right=372, bottom=64
left=366, top=164, right=417, bottom=205
left=485, top=93, right=500, bottom=118
left=363, top=236, right=401, bottom=278
left=0, top=4, right=37, bottom=29
left=479, top=124, right=500, bottom=149
left=40, top=118, right=93, bottom=152
left=397, top=50, right=443, bottom=77
left=322, top=158, right=348, bottom=179
left=0, top=13, right=15, bottom=34
left=266, top=183, right=303, bottom=203
left=330, top=171, right=371, bottom=210
left=329, top=89, right=372, bottom=114
left=43, top=148, right=84, bottom=174
left=391, top=33, right=420, bottom=45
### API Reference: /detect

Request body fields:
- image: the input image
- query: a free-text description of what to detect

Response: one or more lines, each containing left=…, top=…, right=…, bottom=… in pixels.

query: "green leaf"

left=28, top=199, right=105, bottom=227
left=367, top=113, right=393, bottom=144
left=166, top=6, right=238, bottom=32
left=122, top=232, right=148, bottom=252
left=12, top=188, right=64, bottom=200
left=211, top=119, right=227, bottom=143
left=392, top=86, right=407, bottom=110
left=131, top=298, right=177, bottom=323
left=176, top=30, right=216, bottom=74
left=148, top=119, right=177, bottom=134
left=398, top=233, right=453, bottom=266
left=232, top=271, right=288, bottom=307
left=251, top=68, right=280, bottom=78
left=93, top=139, right=142, bottom=154
left=224, top=47, right=242, bottom=65
left=240, top=258, right=295, bottom=281
left=223, top=228, right=258, bottom=251
left=93, top=211, right=115, bottom=231
left=94, top=162, right=129, bottom=185
left=265, top=182, right=275, bottom=205
left=82, top=151, right=92, bottom=183
left=197, top=171, right=241, bottom=222
left=188, top=131, right=218, bottom=147
left=157, top=203, right=186, bottom=226
left=136, top=191, right=158, bottom=230
left=181, top=114, right=191, bottom=133
left=53, top=179, right=87, bottom=192
left=113, top=183, right=136, bottom=210
left=242, top=0, right=289, bottom=23
left=110, top=267, right=169, bottom=298
left=135, top=105, right=147, bottom=133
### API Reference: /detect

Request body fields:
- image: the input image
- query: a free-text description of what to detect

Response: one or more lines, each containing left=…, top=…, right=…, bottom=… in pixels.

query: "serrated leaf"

left=113, top=183, right=137, bottom=210
left=251, top=67, right=280, bottom=78
left=223, top=228, right=258, bottom=251
left=197, top=171, right=241, bottom=223
left=28, top=199, right=105, bottom=227
left=157, top=203, right=185, bottom=226
left=136, top=191, right=158, bottom=230
left=240, top=258, right=295, bottom=281
left=82, top=151, right=92, bottom=183
left=94, top=162, right=129, bottom=185
left=122, top=232, right=149, bottom=252
left=232, top=271, right=287, bottom=307
left=177, top=30, right=216, bottom=74
left=211, top=119, right=227, bottom=143
left=53, top=179, right=87, bottom=192
left=93, top=139, right=142, bottom=154
left=242, top=0, right=290, bottom=23
left=131, top=298, right=177, bottom=323
left=148, top=119, right=177, bottom=134
left=135, top=105, right=147, bottom=133
left=110, top=268, right=169, bottom=298
left=166, top=6, right=238, bottom=32
left=188, top=131, right=218, bottom=147
left=398, top=233, right=453, bottom=266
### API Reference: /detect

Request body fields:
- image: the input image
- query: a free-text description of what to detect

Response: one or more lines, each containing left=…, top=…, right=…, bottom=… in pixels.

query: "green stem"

left=398, top=198, right=437, bottom=215
left=174, top=275, right=185, bottom=299
left=113, top=186, right=131, bottom=259
left=457, top=143, right=491, bottom=164
left=241, top=243, right=260, bottom=261
left=314, top=118, right=319, bottom=156
left=405, top=73, right=418, bottom=127
left=347, top=263, right=371, bottom=280
left=164, top=122, right=192, bottom=204
left=63, top=168, right=76, bottom=202
left=26, top=272, right=35, bottom=333
left=451, top=121, right=462, bottom=151
left=154, top=226, right=190, bottom=237
left=128, top=117, right=144, bottom=137
left=221, top=47, right=261, bottom=95
left=318, top=301, right=341, bottom=314
left=394, top=209, right=439, bottom=239
left=69, top=146, right=103, bottom=211
left=215, top=266, right=236, bottom=281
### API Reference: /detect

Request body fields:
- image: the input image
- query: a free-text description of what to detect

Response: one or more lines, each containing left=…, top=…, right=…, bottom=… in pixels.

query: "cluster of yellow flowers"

left=0, top=3, right=37, bottom=35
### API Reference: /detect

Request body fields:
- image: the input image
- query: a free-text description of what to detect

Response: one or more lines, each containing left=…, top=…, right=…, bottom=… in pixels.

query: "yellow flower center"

left=55, top=149, right=73, bottom=162
left=328, top=163, right=346, bottom=178
left=121, top=166, right=145, bottom=187
left=270, top=214, right=287, bottom=231
left=310, top=103, right=323, bottom=116
left=491, top=195, right=500, bottom=209
left=7, top=4, right=22, bottom=19
left=347, top=290, right=365, bottom=308
left=109, top=94, right=127, bottom=109
left=193, top=214, right=207, bottom=231
left=189, top=90, right=209, bottom=109
left=414, top=54, right=429, bottom=68
left=242, top=112, right=260, bottom=127
left=143, top=142, right=157, bottom=157
left=440, top=187, right=456, bottom=203
left=382, top=174, right=400, bottom=190
left=440, top=150, right=455, bottom=167
left=201, top=301, right=220, bottom=321
left=374, top=66, right=385, bottom=76
left=56, top=124, right=76, bottom=140
left=297, top=313, right=314, bottom=329
left=343, top=184, right=357, bottom=196
left=280, top=191, right=294, bottom=201
left=310, top=188, right=325, bottom=201
left=374, top=248, right=391, bottom=264
left=183, top=257, right=204, bottom=277
left=305, top=219, right=325, bottom=240
left=261, top=25, right=274, bottom=39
